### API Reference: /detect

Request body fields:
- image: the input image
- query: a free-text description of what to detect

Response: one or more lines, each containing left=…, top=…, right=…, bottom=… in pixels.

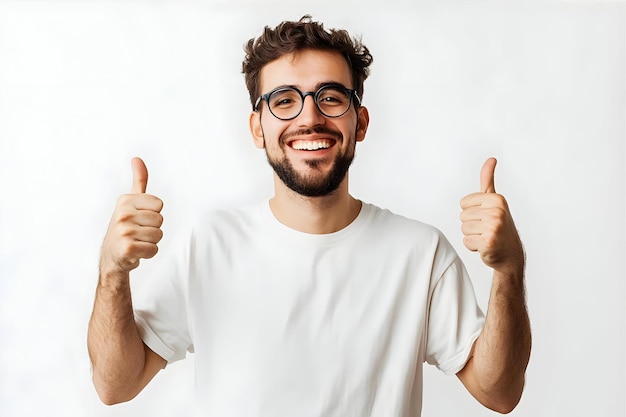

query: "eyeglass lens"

left=268, top=86, right=351, bottom=120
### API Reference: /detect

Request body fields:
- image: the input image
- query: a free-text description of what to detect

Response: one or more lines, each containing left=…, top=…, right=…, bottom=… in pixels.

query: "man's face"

left=249, top=49, right=369, bottom=197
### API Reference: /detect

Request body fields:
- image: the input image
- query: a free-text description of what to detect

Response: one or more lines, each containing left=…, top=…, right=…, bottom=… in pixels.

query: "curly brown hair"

left=242, top=15, right=373, bottom=109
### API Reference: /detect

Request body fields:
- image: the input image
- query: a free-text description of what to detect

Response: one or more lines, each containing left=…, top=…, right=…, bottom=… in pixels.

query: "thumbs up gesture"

left=460, top=158, right=524, bottom=273
left=100, top=158, right=164, bottom=276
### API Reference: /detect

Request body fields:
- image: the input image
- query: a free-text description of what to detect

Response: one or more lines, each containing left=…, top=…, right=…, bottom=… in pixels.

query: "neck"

left=269, top=175, right=362, bottom=234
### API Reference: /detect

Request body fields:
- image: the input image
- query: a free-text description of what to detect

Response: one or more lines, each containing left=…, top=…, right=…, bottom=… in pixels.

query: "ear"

left=355, top=106, right=369, bottom=142
left=249, top=111, right=265, bottom=149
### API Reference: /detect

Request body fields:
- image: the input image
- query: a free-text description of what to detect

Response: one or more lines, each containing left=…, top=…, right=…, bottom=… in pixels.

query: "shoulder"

left=363, top=202, right=444, bottom=240
left=362, top=202, right=459, bottom=263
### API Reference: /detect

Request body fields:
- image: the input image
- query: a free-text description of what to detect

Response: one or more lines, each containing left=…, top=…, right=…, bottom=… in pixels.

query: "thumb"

left=131, top=157, right=148, bottom=194
left=480, top=157, right=497, bottom=193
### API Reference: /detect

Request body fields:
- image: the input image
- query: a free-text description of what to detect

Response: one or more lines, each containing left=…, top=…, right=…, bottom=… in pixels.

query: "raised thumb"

left=480, top=157, right=497, bottom=193
left=131, top=157, right=148, bottom=194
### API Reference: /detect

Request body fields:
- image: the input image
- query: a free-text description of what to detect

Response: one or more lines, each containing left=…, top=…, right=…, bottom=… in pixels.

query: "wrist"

left=491, top=265, right=526, bottom=300
left=494, top=261, right=524, bottom=279
left=98, top=264, right=131, bottom=290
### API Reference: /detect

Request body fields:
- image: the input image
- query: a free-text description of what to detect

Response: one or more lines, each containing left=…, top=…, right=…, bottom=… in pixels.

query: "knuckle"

left=115, top=195, right=127, bottom=205
left=120, top=240, right=137, bottom=256
left=116, top=194, right=134, bottom=206
left=145, top=195, right=164, bottom=211
left=495, top=216, right=507, bottom=232
left=117, top=212, right=135, bottom=223
left=119, top=225, right=136, bottom=238
left=491, top=194, right=508, bottom=209
left=144, top=244, right=159, bottom=259
left=152, top=213, right=164, bottom=227
left=488, top=217, right=503, bottom=232
left=486, top=207, right=506, bottom=224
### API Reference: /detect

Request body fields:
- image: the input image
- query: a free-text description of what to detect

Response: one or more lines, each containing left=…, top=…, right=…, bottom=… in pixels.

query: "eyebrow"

left=269, top=81, right=351, bottom=92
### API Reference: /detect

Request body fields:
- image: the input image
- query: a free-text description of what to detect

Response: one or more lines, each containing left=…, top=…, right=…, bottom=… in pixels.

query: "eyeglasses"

left=254, top=83, right=361, bottom=121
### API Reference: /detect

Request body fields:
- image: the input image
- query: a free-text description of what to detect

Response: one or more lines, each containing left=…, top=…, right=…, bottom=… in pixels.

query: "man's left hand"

left=460, top=157, right=524, bottom=274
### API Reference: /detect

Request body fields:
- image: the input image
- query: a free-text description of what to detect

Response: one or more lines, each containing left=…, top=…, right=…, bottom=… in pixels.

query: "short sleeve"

left=425, top=256, right=485, bottom=375
left=131, top=224, right=194, bottom=364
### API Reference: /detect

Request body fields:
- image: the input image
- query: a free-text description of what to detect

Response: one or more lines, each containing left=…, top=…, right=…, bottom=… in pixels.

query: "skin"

left=251, top=50, right=531, bottom=412
left=88, top=48, right=531, bottom=412
left=456, top=157, right=531, bottom=413
left=249, top=49, right=369, bottom=234
left=88, top=157, right=167, bottom=404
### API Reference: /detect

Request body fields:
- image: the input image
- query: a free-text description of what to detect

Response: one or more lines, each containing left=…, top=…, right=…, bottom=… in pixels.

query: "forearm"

left=88, top=157, right=166, bottom=404
left=461, top=267, right=531, bottom=412
left=87, top=269, right=147, bottom=404
left=458, top=158, right=531, bottom=412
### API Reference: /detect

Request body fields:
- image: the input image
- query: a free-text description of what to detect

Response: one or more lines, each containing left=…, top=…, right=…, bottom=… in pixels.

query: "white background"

left=0, top=1, right=624, bottom=416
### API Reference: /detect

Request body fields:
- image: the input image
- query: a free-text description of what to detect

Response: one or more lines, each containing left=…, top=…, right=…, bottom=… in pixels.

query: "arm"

left=456, top=158, right=531, bottom=413
left=88, top=270, right=166, bottom=404
left=87, top=157, right=166, bottom=405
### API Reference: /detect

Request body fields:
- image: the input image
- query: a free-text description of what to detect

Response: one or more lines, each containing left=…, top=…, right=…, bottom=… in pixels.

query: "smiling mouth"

left=289, top=139, right=334, bottom=151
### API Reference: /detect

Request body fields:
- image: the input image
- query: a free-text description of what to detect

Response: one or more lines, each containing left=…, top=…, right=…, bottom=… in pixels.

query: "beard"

left=264, top=126, right=356, bottom=197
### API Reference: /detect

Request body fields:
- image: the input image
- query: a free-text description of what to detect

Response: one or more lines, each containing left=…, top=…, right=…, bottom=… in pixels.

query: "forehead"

left=259, top=49, right=352, bottom=93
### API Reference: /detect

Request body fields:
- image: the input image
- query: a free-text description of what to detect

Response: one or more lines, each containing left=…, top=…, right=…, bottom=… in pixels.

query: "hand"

left=100, top=157, right=164, bottom=275
left=460, top=158, right=524, bottom=273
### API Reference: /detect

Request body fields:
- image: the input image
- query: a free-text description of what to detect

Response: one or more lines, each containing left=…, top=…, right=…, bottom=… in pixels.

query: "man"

left=88, top=16, right=531, bottom=416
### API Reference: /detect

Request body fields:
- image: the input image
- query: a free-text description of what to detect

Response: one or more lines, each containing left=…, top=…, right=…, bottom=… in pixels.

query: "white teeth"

left=292, top=141, right=331, bottom=151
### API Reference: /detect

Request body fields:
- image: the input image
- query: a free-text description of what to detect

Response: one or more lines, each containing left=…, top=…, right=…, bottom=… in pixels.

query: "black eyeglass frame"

left=253, top=83, right=361, bottom=121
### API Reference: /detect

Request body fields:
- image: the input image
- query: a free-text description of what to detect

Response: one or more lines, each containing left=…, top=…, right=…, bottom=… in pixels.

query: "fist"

left=460, top=158, right=524, bottom=273
left=100, top=157, right=164, bottom=275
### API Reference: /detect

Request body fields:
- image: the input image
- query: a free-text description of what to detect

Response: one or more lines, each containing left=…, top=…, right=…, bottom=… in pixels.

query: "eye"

left=270, top=89, right=300, bottom=108
left=274, top=98, right=294, bottom=106
left=317, top=88, right=349, bottom=106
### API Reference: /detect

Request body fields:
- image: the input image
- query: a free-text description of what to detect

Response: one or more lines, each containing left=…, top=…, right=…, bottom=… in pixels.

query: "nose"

left=296, top=94, right=326, bottom=127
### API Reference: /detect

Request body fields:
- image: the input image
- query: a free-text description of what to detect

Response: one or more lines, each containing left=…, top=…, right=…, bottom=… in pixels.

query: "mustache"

left=280, top=126, right=343, bottom=144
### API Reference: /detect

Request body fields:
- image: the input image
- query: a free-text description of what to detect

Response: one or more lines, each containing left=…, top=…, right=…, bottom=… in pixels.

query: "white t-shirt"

left=132, top=201, right=485, bottom=416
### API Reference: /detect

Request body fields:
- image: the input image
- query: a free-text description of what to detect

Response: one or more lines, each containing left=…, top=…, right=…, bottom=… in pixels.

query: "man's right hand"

left=100, top=157, right=164, bottom=276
